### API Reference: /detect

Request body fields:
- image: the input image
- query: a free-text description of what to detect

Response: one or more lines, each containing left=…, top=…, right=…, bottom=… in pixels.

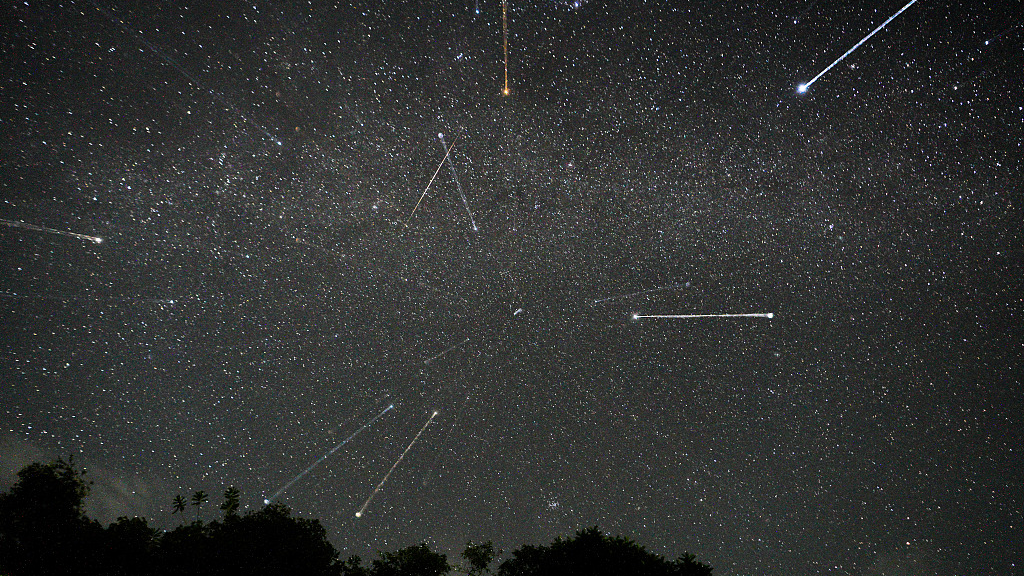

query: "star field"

left=1, top=0, right=1021, bottom=574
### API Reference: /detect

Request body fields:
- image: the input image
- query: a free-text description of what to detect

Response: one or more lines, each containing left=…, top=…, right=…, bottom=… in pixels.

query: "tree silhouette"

left=371, top=543, right=452, bottom=576
left=156, top=520, right=213, bottom=575
left=101, top=516, right=158, bottom=575
left=673, top=553, right=714, bottom=576
left=220, top=486, right=240, bottom=518
left=0, top=458, right=100, bottom=575
left=462, top=541, right=499, bottom=576
left=171, top=494, right=187, bottom=523
left=190, top=490, right=208, bottom=522
left=1, top=460, right=716, bottom=576
left=497, top=527, right=713, bottom=576
left=338, top=554, right=370, bottom=576
left=213, top=502, right=338, bottom=576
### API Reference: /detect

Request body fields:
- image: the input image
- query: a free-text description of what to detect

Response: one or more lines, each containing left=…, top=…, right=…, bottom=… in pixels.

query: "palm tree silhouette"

left=171, top=494, right=187, bottom=524
left=220, top=486, right=240, bottom=518
left=190, top=490, right=208, bottom=522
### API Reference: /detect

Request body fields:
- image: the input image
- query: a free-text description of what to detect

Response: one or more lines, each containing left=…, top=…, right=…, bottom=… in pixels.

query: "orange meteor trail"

left=501, top=0, right=510, bottom=96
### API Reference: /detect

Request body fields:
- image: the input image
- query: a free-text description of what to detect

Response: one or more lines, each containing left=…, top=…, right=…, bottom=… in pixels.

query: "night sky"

left=1, top=0, right=1022, bottom=574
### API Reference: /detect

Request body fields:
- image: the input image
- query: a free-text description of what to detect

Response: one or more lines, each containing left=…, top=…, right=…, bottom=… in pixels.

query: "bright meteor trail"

left=1, top=219, right=103, bottom=244
left=409, top=134, right=460, bottom=224
left=355, top=410, right=439, bottom=518
left=797, top=0, right=920, bottom=93
left=632, top=313, right=775, bottom=320
left=265, top=404, right=394, bottom=504
left=501, top=0, right=510, bottom=96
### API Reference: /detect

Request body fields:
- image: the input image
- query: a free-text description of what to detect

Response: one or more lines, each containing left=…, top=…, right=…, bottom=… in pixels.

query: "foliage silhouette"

left=0, top=457, right=101, bottom=575
left=171, top=494, right=187, bottom=520
left=101, top=516, right=159, bottom=576
left=370, top=543, right=452, bottom=576
left=0, top=461, right=714, bottom=576
left=220, top=502, right=339, bottom=575
left=338, top=554, right=371, bottom=576
left=462, top=541, right=499, bottom=576
left=154, top=502, right=341, bottom=576
left=220, top=486, right=241, bottom=518
left=0, top=460, right=341, bottom=576
left=497, top=527, right=713, bottom=576
left=190, top=490, right=208, bottom=522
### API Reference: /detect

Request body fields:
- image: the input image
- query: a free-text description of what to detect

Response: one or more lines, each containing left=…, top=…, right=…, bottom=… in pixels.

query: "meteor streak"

left=501, top=0, right=510, bottom=96
left=355, top=410, right=439, bottom=518
left=797, top=0, right=920, bottom=93
left=424, top=337, right=470, bottom=365
left=983, top=23, right=1021, bottom=46
left=409, top=134, right=460, bottom=224
left=2, top=219, right=103, bottom=244
left=265, top=404, right=394, bottom=503
left=632, top=313, right=775, bottom=320
left=437, top=133, right=478, bottom=231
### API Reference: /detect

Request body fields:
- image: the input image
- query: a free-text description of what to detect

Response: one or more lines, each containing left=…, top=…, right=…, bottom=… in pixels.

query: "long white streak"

left=592, top=283, right=686, bottom=304
left=409, top=135, right=459, bottom=223
left=266, top=404, right=394, bottom=503
left=2, top=219, right=103, bottom=244
left=355, top=410, right=438, bottom=518
left=798, top=0, right=920, bottom=92
left=424, top=337, right=470, bottom=364
left=632, top=313, right=775, bottom=319
left=437, top=133, right=478, bottom=231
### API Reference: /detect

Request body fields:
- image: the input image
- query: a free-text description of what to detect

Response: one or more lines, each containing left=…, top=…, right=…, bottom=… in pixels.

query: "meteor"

left=355, top=410, right=439, bottom=518
left=265, top=404, right=394, bottom=504
left=501, top=0, right=511, bottom=96
left=424, top=337, right=470, bottom=365
left=1, top=219, right=103, bottom=244
left=409, top=134, right=460, bottom=224
left=437, top=132, right=477, bottom=231
left=632, top=313, right=775, bottom=320
left=797, top=0, right=920, bottom=93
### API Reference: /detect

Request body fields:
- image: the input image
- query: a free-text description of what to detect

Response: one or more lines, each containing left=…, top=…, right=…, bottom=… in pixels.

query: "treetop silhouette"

left=1, top=460, right=713, bottom=576
left=496, top=527, right=713, bottom=576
